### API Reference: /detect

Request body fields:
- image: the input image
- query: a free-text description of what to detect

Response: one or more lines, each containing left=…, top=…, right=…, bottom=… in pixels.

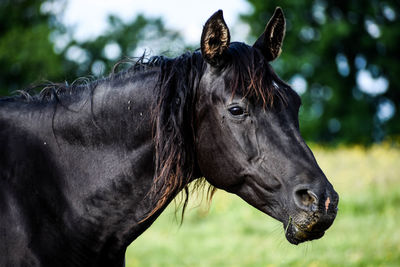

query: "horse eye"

left=228, top=106, right=245, bottom=116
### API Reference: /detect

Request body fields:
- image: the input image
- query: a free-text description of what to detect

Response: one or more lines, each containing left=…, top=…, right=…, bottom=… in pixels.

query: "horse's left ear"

left=201, top=10, right=231, bottom=67
left=253, top=7, right=286, bottom=61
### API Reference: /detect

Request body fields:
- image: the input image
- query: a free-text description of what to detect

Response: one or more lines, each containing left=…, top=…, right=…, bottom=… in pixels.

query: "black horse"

left=0, top=8, right=338, bottom=267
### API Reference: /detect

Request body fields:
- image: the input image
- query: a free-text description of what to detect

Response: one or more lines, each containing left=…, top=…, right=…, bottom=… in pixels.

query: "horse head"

left=195, top=8, right=338, bottom=245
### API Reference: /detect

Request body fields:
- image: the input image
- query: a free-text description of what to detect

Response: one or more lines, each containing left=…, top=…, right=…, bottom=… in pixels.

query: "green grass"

left=126, top=144, right=400, bottom=266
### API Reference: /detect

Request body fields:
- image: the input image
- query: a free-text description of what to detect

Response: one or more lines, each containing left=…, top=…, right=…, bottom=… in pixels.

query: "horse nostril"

left=294, top=189, right=319, bottom=210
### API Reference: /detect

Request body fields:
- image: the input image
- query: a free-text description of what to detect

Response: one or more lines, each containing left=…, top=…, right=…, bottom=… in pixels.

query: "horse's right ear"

left=201, top=10, right=231, bottom=67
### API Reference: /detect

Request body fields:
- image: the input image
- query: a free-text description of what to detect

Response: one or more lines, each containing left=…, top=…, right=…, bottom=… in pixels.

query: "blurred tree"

left=0, top=0, right=184, bottom=96
left=241, top=0, right=400, bottom=143
left=0, top=0, right=66, bottom=95
left=65, top=14, right=184, bottom=78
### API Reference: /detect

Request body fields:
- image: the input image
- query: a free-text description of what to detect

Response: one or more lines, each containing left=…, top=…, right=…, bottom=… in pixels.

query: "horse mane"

left=144, top=51, right=207, bottom=222
left=5, top=53, right=163, bottom=103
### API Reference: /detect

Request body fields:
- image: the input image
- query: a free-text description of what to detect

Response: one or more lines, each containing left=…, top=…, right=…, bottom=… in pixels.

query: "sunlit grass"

left=126, top=144, right=400, bottom=266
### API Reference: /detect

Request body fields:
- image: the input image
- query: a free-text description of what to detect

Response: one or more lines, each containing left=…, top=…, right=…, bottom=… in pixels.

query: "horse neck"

left=54, top=72, right=182, bottom=246
left=1, top=70, right=183, bottom=257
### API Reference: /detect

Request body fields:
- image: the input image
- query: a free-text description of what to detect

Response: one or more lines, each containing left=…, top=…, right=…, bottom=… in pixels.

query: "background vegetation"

left=1, top=0, right=399, bottom=266
left=242, top=0, right=400, bottom=144
left=0, top=0, right=398, bottom=144
left=126, top=144, right=400, bottom=266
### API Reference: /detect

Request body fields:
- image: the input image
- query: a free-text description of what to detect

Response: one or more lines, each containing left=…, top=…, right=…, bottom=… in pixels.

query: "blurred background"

left=1, top=0, right=399, bottom=266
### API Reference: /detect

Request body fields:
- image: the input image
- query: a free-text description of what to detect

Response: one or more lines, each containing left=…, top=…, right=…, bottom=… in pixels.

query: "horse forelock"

left=226, top=42, right=289, bottom=108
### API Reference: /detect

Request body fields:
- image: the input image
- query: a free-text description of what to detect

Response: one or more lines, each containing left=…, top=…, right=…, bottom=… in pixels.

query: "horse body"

left=0, top=8, right=338, bottom=267
left=0, top=72, right=164, bottom=266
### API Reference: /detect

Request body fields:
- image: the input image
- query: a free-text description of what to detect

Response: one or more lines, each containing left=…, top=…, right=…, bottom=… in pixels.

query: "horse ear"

left=201, top=10, right=231, bottom=67
left=253, top=7, right=286, bottom=61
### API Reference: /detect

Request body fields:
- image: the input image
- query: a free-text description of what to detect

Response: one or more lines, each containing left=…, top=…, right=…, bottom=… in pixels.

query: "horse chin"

left=283, top=220, right=326, bottom=245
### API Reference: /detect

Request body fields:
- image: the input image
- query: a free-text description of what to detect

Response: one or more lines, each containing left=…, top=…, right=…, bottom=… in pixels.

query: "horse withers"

left=0, top=7, right=338, bottom=267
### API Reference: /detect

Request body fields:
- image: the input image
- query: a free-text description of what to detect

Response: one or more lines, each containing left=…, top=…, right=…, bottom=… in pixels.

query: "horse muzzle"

left=284, top=185, right=339, bottom=245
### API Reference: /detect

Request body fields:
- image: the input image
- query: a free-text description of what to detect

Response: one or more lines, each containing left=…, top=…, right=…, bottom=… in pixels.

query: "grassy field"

left=126, top=144, right=400, bottom=266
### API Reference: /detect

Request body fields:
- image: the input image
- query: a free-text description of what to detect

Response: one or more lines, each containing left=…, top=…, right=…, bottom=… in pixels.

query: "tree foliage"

left=63, top=14, right=184, bottom=78
left=0, top=0, right=65, bottom=95
left=241, top=0, right=400, bottom=143
left=0, top=0, right=183, bottom=96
